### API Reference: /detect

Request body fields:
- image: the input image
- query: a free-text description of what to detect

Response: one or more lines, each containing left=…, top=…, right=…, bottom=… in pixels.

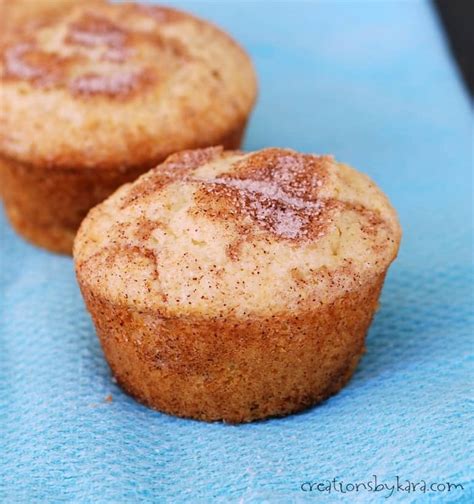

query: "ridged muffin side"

left=80, top=272, right=385, bottom=422
left=0, top=2, right=257, bottom=253
left=74, top=147, right=401, bottom=422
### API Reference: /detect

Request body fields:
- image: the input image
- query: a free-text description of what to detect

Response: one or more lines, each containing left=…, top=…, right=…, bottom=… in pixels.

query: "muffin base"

left=0, top=158, right=147, bottom=254
left=79, top=272, right=386, bottom=423
left=0, top=122, right=247, bottom=254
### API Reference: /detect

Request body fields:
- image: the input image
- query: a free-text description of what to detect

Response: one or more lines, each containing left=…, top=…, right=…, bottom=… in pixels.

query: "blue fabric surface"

left=1, top=1, right=472, bottom=502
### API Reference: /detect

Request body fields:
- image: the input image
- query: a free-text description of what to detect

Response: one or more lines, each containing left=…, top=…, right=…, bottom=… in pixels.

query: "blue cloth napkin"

left=1, top=1, right=472, bottom=502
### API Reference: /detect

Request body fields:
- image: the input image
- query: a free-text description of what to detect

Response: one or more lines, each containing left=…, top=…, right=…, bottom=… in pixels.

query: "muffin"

left=74, top=147, right=401, bottom=423
left=0, top=2, right=257, bottom=253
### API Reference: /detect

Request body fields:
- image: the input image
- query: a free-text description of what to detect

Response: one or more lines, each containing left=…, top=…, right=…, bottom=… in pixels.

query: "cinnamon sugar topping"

left=119, top=148, right=387, bottom=247
left=1, top=5, right=189, bottom=99
left=70, top=69, right=153, bottom=97
left=2, top=43, right=68, bottom=86
left=122, top=148, right=335, bottom=242
left=121, top=147, right=224, bottom=208
left=200, top=177, right=326, bottom=240
left=194, top=149, right=333, bottom=241
left=3, top=44, right=41, bottom=80
left=66, top=14, right=126, bottom=48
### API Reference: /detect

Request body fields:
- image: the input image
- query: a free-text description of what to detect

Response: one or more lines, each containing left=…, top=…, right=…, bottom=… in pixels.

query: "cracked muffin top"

left=0, top=2, right=257, bottom=169
left=74, top=147, right=401, bottom=318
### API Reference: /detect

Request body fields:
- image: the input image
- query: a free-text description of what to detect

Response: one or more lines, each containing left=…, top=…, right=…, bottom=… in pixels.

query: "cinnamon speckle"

left=70, top=69, right=154, bottom=98
left=66, top=14, right=126, bottom=48
left=1, top=5, right=191, bottom=99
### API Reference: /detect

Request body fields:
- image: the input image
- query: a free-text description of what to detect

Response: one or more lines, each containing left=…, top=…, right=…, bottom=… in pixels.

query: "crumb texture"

left=75, top=147, right=401, bottom=318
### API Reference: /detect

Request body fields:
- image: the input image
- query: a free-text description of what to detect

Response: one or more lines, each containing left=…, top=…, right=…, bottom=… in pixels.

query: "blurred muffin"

left=0, top=2, right=257, bottom=253
left=74, top=147, right=401, bottom=423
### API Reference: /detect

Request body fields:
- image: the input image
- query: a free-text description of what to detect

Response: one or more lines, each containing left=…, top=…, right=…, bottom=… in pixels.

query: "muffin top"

left=74, top=147, right=401, bottom=318
left=0, top=2, right=257, bottom=169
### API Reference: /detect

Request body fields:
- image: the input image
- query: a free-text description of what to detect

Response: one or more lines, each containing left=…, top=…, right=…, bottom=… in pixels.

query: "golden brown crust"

left=74, top=147, right=401, bottom=422
left=0, top=2, right=257, bottom=169
left=80, top=271, right=385, bottom=423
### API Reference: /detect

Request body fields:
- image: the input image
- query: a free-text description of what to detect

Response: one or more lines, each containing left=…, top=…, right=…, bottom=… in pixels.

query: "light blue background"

left=1, top=1, right=472, bottom=502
